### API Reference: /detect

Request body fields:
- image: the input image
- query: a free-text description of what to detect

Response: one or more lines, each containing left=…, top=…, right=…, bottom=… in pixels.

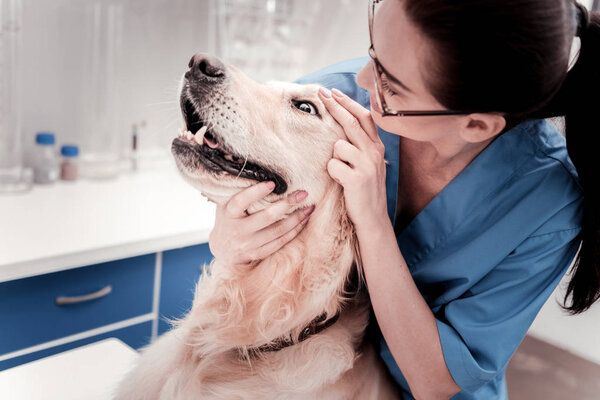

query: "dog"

left=113, top=53, right=401, bottom=399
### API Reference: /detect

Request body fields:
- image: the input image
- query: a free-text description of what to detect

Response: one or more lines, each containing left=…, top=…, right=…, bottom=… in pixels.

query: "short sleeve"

left=435, top=228, right=582, bottom=393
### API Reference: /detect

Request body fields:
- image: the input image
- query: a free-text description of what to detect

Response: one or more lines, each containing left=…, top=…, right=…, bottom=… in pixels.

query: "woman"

left=208, top=0, right=599, bottom=398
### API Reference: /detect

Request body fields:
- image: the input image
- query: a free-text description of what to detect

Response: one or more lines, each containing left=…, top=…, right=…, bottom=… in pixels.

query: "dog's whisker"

left=163, top=118, right=182, bottom=131
left=233, top=157, right=248, bottom=181
left=142, top=101, right=179, bottom=107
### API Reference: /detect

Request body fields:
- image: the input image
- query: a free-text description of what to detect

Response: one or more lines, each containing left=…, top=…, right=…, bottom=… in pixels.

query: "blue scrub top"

left=296, top=58, right=584, bottom=399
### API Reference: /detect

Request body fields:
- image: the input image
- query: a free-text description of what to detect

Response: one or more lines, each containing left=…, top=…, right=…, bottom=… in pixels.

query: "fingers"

left=252, top=208, right=314, bottom=260
left=245, top=189, right=309, bottom=232
left=253, top=204, right=315, bottom=246
left=225, top=181, right=276, bottom=218
left=333, top=139, right=361, bottom=168
left=318, top=87, right=383, bottom=150
left=211, top=181, right=317, bottom=269
left=327, top=157, right=351, bottom=186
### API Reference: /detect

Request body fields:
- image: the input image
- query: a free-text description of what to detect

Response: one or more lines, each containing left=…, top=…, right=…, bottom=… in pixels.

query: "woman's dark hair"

left=403, top=0, right=599, bottom=314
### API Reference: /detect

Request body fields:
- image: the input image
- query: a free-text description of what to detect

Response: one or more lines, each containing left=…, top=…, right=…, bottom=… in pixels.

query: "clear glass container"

left=33, top=133, right=59, bottom=184
left=213, top=0, right=323, bottom=82
left=0, top=0, right=30, bottom=193
left=80, top=0, right=124, bottom=180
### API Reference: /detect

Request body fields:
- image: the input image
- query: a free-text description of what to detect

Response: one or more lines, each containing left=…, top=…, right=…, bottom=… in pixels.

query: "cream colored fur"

left=113, top=60, right=401, bottom=400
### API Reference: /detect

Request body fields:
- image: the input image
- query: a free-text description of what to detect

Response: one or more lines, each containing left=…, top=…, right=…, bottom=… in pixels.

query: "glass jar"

left=80, top=0, right=124, bottom=180
left=60, top=145, right=79, bottom=181
left=33, top=133, right=59, bottom=184
left=0, top=0, right=29, bottom=193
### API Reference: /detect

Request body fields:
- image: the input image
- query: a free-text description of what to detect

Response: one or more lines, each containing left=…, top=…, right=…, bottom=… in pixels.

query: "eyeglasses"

left=368, top=0, right=474, bottom=117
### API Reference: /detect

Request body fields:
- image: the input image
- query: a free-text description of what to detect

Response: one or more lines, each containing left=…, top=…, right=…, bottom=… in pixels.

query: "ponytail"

left=532, top=2, right=600, bottom=314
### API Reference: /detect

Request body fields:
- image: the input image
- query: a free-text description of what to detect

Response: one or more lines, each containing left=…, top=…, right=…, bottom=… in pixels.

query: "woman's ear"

left=458, top=113, right=506, bottom=143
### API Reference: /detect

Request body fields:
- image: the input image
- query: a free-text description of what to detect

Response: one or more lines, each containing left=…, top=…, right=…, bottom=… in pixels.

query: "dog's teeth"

left=198, top=126, right=207, bottom=139
left=194, top=126, right=207, bottom=145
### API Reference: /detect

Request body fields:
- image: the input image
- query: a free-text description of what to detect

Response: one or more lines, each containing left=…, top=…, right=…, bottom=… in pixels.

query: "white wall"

left=20, top=0, right=212, bottom=162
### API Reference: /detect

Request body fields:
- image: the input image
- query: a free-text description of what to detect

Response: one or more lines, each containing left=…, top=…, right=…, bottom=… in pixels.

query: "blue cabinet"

left=0, top=243, right=212, bottom=371
left=159, top=243, right=213, bottom=335
left=0, top=254, right=155, bottom=370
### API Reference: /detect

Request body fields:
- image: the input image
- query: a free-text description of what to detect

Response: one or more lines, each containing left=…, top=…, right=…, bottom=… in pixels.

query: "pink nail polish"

left=331, top=88, right=344, bottom=98
left=319, top=87, right=331, bottom=98
left=296, top=191, right=308, bottom=202
left=304, top=205, right=315, bottom=215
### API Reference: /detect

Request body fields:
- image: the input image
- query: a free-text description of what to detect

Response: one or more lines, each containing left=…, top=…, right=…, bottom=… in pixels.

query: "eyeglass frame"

left=368, top=0, right=475, bottom=117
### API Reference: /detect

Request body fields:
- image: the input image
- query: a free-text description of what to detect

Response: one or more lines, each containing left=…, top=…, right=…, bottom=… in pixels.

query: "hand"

left=208, top=180, right=315, bottom=269
left=318, top=87, right=389, bottom=233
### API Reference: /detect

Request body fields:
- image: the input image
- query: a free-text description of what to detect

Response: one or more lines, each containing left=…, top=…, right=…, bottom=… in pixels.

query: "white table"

left=0, top=338, right=139, bottom=400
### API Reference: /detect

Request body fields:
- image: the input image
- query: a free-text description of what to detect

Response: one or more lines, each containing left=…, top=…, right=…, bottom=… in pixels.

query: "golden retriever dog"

left=113, top=53, right=401, bottom=399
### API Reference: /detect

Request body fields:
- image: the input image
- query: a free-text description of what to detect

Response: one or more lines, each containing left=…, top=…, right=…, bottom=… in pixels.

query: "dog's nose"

left=187, top=53, right=226, bottom=81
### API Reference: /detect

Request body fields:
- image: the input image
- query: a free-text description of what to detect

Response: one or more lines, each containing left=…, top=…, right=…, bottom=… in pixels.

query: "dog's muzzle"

left=171, top=53, right=288, bottom=195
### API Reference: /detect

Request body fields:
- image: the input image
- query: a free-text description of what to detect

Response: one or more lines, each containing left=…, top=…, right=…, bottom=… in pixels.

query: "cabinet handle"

left=55, top=285, right=112, bottom=306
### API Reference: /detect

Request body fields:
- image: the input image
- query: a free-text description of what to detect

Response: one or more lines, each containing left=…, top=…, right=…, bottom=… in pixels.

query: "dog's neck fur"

left=178, top=181, right=365, bottom=360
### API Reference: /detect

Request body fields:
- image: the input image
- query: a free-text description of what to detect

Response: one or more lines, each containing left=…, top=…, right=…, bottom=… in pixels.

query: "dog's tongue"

left=193, top=125, right=226, bottom=152
left=203, top=135, right=219, bottom=149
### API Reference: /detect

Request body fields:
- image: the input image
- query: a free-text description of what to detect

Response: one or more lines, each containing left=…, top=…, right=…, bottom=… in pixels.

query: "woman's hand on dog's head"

left=208, top=180, right=315, bottom=269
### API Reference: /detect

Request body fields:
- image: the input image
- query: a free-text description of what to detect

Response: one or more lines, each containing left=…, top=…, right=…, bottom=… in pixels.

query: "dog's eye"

left=293, top=101, right=318, bottom=115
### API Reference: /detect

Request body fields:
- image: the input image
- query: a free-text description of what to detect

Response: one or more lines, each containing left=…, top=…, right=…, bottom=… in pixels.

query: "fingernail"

left=295, top=191, right=308, bottom=202
left=304, top=205, right=315, bottom=215
left=318, top=87, right=331, bottom=98
left=266, top=181, right=276, bottom=190
left=331, top=88, right=344, bottom=98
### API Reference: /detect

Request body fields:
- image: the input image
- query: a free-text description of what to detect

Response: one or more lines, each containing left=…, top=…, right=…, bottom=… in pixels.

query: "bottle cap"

left=36, top=133, right=55, bottom=145
left=61, top=145, right=79, bottom=157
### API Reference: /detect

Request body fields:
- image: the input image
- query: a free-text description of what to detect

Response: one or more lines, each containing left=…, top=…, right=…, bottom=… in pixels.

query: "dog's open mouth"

left=172, top=97, right=287, bottom=195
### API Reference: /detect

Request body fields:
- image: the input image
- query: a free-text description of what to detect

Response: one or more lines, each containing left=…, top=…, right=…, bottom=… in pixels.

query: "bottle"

left=60, top=145, right=79, bottom=181
left=33, top=133, right=59, bottom=184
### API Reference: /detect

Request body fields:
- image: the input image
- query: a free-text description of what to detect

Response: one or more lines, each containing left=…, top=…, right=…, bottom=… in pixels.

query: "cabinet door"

left=0, top=254, right=155, bottom=356
left=159, top=244, right=213, bottom=335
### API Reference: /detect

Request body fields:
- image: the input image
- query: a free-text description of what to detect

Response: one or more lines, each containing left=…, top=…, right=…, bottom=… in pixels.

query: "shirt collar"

left=381, top=120, right=545, bottom=268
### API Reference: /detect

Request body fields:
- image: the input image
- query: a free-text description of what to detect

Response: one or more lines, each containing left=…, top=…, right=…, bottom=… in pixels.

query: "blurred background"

left=0, top=1, right=599, bottom=399
left=0, top=0, right=369, bottom=185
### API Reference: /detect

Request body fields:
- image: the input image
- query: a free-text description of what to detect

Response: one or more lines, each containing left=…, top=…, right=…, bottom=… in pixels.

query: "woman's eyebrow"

left=378, top=59, right=414, bottom=94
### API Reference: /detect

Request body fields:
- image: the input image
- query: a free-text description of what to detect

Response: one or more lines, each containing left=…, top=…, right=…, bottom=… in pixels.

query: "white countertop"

left=0, top=162, right=215, bottom=283
left=0, top=338, right=139, bottom=400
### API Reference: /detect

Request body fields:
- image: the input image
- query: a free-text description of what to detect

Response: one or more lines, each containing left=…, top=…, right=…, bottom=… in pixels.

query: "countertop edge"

left=0, top=229, right=211, bottom=283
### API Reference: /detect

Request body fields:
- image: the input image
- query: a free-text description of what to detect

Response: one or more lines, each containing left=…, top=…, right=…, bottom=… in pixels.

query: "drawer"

left=0, top=254, right=155, bottom=355
left=159, top=243, right=213, bottom=335
left=0, top=321, right=151, bottom=372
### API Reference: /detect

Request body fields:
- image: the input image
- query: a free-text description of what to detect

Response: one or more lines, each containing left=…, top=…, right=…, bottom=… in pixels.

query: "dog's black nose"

left=187, top=53, right=226, bottom=81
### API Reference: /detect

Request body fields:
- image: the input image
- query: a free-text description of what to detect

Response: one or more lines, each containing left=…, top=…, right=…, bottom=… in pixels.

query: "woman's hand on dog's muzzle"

left=208, top=180, right=315, bottom=269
